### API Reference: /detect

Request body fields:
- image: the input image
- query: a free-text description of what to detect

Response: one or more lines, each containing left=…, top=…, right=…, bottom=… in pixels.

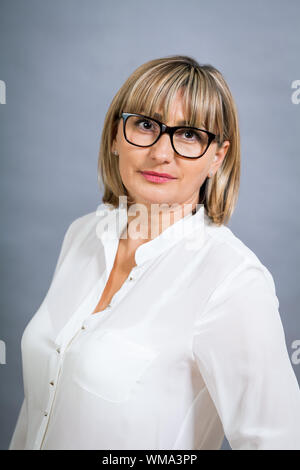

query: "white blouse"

left=8, top=202, right=300, bottom=450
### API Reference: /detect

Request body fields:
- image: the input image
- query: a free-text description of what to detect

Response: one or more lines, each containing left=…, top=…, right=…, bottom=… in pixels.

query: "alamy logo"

left=0, top=340, right=6, bottom=364
left=0, top=80, right=6, bottom=104
left=95, top=196, right=206, bottom=251
left=291, top=80, right=300, bottom=104
left=291, top=339, right=300, bottom=365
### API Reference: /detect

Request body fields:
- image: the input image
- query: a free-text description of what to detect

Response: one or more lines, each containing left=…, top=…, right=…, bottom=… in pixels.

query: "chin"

left=133, top=192, right=178, bottom=208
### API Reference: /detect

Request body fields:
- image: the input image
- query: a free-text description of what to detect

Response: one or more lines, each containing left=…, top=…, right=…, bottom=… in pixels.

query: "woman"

left=9, top=55, right=300, bottom=450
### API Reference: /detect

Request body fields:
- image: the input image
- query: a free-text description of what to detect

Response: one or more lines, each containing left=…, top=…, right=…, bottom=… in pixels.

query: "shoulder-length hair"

left=98, top=55, right=240, bottom=226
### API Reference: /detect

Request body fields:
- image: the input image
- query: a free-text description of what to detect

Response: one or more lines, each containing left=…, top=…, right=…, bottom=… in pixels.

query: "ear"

left=111, top=137, right=117, bottom=155
left=111, top=120, right=121, bottom=154
left=213, top=140, right=230, bottom=170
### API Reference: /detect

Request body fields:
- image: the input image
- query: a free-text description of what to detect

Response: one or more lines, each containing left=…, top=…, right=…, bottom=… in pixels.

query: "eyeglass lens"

left=125, top=115, right=209, bottom=158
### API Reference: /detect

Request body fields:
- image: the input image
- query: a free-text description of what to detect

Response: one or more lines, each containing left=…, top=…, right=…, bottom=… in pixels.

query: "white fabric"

left=8, top=202, right=300, bottom=450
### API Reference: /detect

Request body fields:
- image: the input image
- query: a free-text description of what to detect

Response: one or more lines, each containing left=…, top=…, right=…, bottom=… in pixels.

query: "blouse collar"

left=96, top=201, right=209, bottom=266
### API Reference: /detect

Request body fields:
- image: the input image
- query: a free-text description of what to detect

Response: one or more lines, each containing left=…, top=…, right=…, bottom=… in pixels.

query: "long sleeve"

left=8, top=398, right=27, bottom=450
left=192, top=260, right=300, bottom=450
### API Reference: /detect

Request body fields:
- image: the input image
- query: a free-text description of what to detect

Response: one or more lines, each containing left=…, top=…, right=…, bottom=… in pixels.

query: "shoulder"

left=64, top=203, right=113, bottom=242
left=204, top=216, right=263, bottom=265
left=63, top=210, right=97, bottom=243
left=202, top=217, right=278, bottom=300
left=192, top=220, right=282, bottom=337
left=52, top=203, right=112, bottom=277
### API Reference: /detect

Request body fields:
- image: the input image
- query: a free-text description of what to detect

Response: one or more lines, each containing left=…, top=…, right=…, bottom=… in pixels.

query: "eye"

left=135, top=119, right=154, bottom=131
left=176, top=129, right=203, bottom=142
left=183, top=130, right=196, bottom=139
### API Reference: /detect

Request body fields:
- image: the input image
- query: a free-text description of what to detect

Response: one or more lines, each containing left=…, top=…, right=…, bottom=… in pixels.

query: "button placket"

left=127, top=265, right=142, bottom=283
left=37, top=326, right=84, bottom=450
left=40, top=352, right=63, bottom=443
left=86, top=266, right=145, bottom=324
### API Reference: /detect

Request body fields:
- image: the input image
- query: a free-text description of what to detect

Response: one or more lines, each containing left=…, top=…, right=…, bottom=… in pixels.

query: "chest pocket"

left=71, top=329, right=159, bottom=403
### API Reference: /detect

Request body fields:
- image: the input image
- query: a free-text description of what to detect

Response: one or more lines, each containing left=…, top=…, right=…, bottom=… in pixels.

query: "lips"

left=139, top=171, right=177, bottom=184
left=140, top=171, right=177, bottom=179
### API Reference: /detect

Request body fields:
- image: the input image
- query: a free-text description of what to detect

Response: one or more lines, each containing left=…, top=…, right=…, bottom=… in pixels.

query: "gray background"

left=0, top=0, right=299, bottom=451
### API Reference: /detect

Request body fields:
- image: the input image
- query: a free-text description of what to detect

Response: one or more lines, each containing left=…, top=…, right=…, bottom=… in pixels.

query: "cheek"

left=118, top=153, right=138, bottom=181
left=118, top=159, right=128, bottom=183
left=119, top=147, right=147, bottom=173
left=181, top=162, right=207, bottom=185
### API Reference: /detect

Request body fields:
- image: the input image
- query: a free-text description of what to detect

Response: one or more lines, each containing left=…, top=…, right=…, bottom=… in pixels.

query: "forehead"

left=151, top=111, right=188, bottom=127
left=124, top=84, right=208, bottom=129
left=147, top=89, right=189, bottom=125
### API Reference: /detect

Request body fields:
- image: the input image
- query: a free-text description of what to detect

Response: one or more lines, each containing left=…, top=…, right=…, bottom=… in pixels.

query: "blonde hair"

left=98, top=55, right=240, bottom=226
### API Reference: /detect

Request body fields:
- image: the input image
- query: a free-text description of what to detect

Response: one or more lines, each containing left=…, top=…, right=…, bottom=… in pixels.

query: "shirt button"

left=129, top=276, right=134, bottom=281
left=49, top=381, right=54, bottom=386
left=81, top=325, right=86, bottom=330
left=56, top=347, right=61, bottom=354
left=44, top=411, right=48, bottom=416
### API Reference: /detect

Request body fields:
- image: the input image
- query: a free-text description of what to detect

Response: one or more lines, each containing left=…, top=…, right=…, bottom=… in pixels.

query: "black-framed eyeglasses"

left=121, top=112, right=219, bottom=159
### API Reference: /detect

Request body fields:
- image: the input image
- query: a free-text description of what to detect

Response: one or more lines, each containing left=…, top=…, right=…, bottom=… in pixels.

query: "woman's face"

left=112, top=89, right=230, bottom=209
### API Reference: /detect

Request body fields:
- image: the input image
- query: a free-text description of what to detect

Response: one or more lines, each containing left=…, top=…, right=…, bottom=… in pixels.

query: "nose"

left=148, top=132, right=175, bottom=162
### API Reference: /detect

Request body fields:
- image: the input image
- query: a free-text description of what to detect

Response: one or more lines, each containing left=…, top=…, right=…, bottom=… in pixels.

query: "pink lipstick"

left=140, top=171, right=177, bottom=183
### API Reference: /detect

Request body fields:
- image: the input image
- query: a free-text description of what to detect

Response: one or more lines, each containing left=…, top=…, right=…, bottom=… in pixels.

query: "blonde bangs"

left=121, top=64, right=224, bottom=140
